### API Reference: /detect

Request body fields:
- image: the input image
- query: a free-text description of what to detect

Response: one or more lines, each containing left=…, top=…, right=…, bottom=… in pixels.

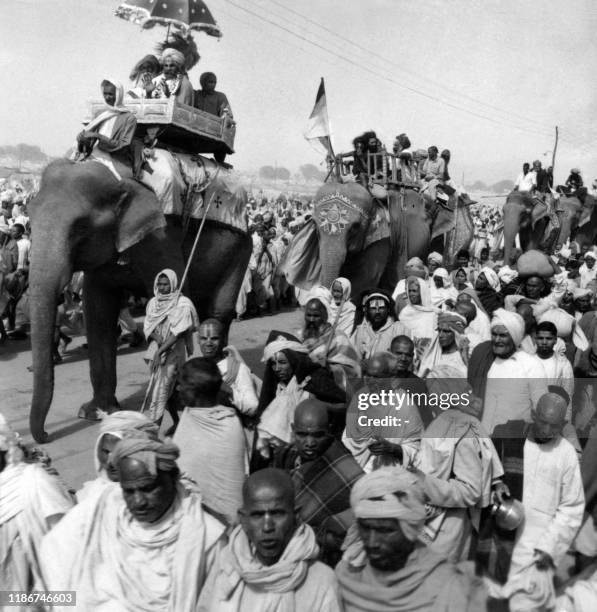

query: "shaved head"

left=294, top=399, right=329, bottom=430
left=536, top=393, right=567, bottom=422
left=532, top=392, right=567, bottom=443
left=293, top=399, right=331, bottom=461
left=240, top=468, right=298, bottom=565
left=242, top=468, right=295, bottom=506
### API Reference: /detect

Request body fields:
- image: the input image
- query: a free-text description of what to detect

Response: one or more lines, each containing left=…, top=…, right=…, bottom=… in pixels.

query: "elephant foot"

left=78, top=398, right=120, bottom=421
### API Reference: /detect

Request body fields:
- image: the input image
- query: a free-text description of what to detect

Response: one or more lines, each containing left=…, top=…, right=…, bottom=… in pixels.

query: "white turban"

left=491, top=308, right=525, bottom=347
left=427, top=252, right=443, bottom=264
left=498, top=267, right=518, bottom=285
left=585, top=252, right=597, bottom=261
left=350, top=466, right=426, bottom=542
left=480, top=266, right=501, bottom=292
left=262, top=335, right=308, bottom=362
left=161, top=48, right=186, bottom=69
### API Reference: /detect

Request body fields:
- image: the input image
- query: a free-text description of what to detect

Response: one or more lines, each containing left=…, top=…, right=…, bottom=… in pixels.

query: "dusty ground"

left=0, top=307, right=303, bottom=491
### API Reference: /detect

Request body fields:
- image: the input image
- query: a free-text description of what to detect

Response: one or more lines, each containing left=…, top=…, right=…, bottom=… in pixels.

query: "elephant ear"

left=115, top=179, right=167, bottom=252
left=530, top=198, right=549, bottom=229
left=277, top=219, right=321, bottom=291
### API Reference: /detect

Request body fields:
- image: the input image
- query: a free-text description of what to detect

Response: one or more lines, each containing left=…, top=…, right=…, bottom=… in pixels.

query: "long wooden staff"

left=141, top=173, right=220, bottom=413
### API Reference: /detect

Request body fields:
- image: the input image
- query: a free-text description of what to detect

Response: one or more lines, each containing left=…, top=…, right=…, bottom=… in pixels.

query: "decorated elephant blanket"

left=139, top=151, right=248, bottom=234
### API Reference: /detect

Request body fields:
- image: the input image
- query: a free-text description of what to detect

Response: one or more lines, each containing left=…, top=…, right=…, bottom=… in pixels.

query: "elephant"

left=555, top=193, right=597, bottom=251
left=279, top=181, right=474, bottom=299
left=28, top=159, right=252, bottom=443
left=502, top=191, right=597, bottom=264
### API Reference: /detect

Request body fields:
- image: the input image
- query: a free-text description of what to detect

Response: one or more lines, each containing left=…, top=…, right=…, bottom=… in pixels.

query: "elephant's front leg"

left=79, top=274, right=121, bottom=419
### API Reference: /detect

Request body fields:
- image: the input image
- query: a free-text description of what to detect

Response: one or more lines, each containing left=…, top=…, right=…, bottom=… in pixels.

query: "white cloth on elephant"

left=140, top=149, right=187, bottom=216
left=143, top=269, right=198, bottom=422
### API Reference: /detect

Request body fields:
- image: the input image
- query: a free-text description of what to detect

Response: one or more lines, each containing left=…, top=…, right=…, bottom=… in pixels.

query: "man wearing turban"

left=335, top=466, right=487, bottom=611
left=145, top=48, right=193, bottom=106
left=41, top=438, right=225, bottom=612
left=468, top=308, right=547, bottom=435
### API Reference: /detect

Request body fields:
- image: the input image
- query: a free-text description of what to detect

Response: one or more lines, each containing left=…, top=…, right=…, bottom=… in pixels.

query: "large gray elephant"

left=28, top=159, right=252, bottom=443
left=555, top=193, right=597, bottom=250
left=280, top=181, right=473, bottom=299
left=503, top=191, right=597, bottom=263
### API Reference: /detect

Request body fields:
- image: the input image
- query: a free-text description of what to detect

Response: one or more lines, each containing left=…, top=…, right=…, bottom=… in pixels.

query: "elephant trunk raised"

left=29, top=222, right=73, bottom=443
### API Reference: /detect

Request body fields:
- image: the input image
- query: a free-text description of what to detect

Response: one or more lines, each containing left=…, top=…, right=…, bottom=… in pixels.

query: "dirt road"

left=0, top=308, right=303, bottom=490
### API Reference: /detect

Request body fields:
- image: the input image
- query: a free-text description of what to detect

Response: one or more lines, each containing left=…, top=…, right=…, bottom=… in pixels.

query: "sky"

left=1, top=0, right=596, bottom=184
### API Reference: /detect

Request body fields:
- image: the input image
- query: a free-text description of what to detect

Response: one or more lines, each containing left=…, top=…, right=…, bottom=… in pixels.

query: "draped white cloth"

left=41, top=484, right=225, bottom=612
left=174, top=405, right=246, bottom=525
left=198, top=524, right=342, bottom=612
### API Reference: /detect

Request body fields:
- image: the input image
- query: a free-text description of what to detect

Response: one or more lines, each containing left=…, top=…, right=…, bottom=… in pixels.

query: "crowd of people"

left=5, top=220, right=597, bottom=609
left=4, top=52, right=597, bottom=606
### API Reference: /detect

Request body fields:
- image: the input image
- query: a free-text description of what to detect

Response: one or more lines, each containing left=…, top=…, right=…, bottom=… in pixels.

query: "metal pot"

left=491, top=498, right=524, bottom=531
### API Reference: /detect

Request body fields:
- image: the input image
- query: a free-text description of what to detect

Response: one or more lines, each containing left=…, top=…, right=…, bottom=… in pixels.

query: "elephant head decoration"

left=280, top=181, right=470, bottom=298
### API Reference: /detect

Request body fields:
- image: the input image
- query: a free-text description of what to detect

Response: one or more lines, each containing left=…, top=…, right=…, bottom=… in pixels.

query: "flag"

left=304, top=78, right=334, bottom=158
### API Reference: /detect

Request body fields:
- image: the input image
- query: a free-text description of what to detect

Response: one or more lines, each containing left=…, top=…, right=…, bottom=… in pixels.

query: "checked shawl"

left=290, top=439, right=364, bottom=536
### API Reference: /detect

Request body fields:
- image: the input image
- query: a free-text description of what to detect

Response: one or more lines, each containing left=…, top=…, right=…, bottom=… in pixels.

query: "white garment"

left=579, top=263, right=597, bottom=289
left=503, top=436, right=584, bottom=611
left=350, top=318, right=411, bottom=359
left=536, top=353, right=574, bottom=418
left=0, top=463, right=73, bottom=599
left=217, top=358, right=259, bottom=416
left=514, top=171, right=537, bottom=193
left=482, top=351, right=547, bottom=434
left=16, top=237, right=30, bottom=270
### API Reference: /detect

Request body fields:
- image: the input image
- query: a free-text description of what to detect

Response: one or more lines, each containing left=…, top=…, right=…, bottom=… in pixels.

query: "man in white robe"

left=471, top=309, right=547, bottom=434
left=351, top=291, right=411, bottom=359
left=41, top=438, right=225, bottom=612
left=0, top=414, right=73, bottom=603
left=198, top=468, right=342, bottom=611
left=489, top=393, right=584, bottom=612
left=534, top=320, right=574, bottom=412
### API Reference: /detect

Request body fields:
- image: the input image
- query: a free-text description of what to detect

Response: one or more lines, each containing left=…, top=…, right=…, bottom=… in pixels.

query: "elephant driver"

left=75, top=79, right=138, bottom=181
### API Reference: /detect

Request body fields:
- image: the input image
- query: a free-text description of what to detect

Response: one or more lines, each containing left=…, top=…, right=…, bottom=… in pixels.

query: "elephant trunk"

left=320, top=236, right=347, bottom=290
left=503, top=203, right=523, bottom=265
left=29, top=225, right=72, bottom=443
